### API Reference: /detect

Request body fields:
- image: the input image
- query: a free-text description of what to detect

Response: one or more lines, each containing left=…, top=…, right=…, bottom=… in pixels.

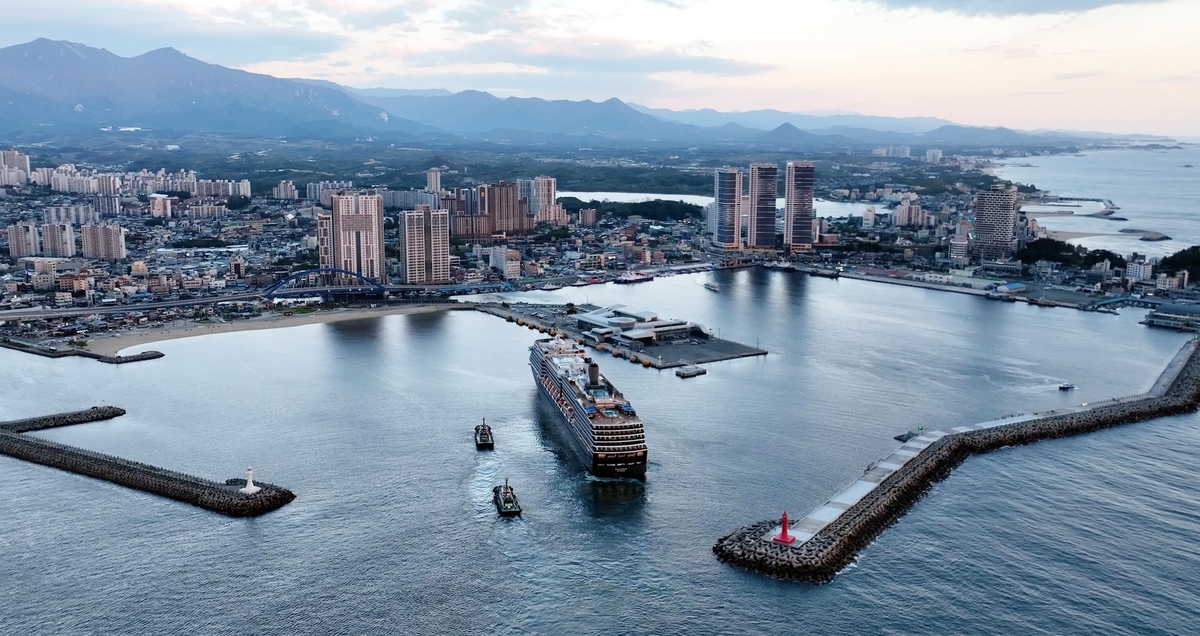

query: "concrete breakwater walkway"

left=0, top=407, right=294, bottom=516
left=715, top=339, right=1200, bottom=582
left=0, top=338, right=164, bottom=364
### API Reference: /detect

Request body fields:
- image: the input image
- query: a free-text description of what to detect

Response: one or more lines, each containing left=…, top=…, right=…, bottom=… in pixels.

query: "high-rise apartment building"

left=400, top=205, right=450, bottom=284
left=925, top=149, right=943, bottom=164
left=0, top=149, right=31, bottom=174
left=535, top=176, right=556, bottom=218
left=272, top=180, right=299, bottom=200
left=149, top=194, right=174, bottom=218
left=712, top=168, right=743, bottom=251
left=318, top=190, right=387, bottom=283
left=43, top=205, right=99, bottom=225
left=96, top=174, right=122, bottom=196
left=972, top=185, right=1018, bottom=260
left=81, top=224, right=127, bottom=261
left=784, top=161, right=815, bottom=249
left=426, top=168, right=441, bottom=193
left=479, top=182, right=531, bottom=234
left=746, top=163, right=778, bottom=248
left=90, top=195, right=121, bottom=217
left=578, top=208, right=597, bottom=226
left=306, top=180, right=354, bottom=202
left=6, top=222, right=39, bottom=258
left=41, top=223, right=76, bottom=257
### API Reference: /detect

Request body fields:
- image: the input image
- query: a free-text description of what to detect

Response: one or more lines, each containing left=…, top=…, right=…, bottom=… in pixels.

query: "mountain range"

left=0, top=38, right=1146, bottom=149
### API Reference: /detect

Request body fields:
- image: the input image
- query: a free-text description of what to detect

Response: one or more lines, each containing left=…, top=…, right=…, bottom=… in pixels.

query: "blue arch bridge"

left=263, top=268, right=389, bottom=300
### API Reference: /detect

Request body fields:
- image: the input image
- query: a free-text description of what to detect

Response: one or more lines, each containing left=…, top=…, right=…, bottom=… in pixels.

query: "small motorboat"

left=1059, top=383, right=1076, bottom=391
left=474, top=419, right=494, bottom=449
left=493, top=479, right=522, bottom=517
left=703, top=281, right=720, bottom=292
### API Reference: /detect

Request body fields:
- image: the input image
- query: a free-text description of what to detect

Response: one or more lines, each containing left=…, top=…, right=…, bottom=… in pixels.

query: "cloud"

left=407, top=39, right=772, bottom=77
left=867, top=0, right=1164, bottom=15
left=1054, top=70, right=1105, bottom=80
left=1151, top=71, right=1200, bottom=83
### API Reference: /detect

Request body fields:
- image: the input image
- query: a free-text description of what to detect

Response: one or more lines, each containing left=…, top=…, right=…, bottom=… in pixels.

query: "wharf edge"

left=0, top=407, right=295, bottom=516
left=714, top=338, right=1200, bottom=582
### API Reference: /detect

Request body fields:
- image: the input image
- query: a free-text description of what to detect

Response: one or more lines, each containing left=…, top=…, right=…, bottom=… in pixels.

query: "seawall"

left=0, top=408, right=294, bottom=517
left=714, top=339, right=1200, bottom=582
left=0, top=338, right=163, bottom=364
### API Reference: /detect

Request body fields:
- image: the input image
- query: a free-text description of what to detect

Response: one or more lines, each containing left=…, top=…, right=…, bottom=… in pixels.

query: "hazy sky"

left=5, top=0, right=1199, bottom=135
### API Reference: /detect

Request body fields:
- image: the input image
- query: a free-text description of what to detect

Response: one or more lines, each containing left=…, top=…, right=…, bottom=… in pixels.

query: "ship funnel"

left=588, top=363, right=600, bottom=386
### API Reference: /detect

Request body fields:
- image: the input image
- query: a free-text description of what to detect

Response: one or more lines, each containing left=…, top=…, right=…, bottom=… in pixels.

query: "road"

left=0, top=293, right=265, bottom=321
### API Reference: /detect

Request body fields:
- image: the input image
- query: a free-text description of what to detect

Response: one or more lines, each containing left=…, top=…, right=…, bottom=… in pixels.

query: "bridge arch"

left=263, top=268, right=387, bottom=299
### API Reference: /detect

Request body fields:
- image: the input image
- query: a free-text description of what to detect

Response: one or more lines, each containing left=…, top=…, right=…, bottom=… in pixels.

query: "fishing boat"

left=703, top=281, right=720, bottom=292
left=493, top=479, right=522, bottom=517
left=474, top=419, right=494, bottom=449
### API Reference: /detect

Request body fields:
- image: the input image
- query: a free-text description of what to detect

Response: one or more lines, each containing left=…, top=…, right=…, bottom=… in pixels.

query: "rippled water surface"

left=3, top=271, right=1199, bottom=635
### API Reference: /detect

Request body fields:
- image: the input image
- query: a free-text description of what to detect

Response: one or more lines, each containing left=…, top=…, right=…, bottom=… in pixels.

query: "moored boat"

left=474, top=420, right=494, bottom=449
left=493, top=479, right=521, bottom=516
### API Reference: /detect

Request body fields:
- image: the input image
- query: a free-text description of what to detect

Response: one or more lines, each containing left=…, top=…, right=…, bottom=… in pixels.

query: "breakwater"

left=0, top=408, right=294, bottom=516
left=714, top=339, right=1200, bottom=583
left=0, top=338, right=163, bottom=364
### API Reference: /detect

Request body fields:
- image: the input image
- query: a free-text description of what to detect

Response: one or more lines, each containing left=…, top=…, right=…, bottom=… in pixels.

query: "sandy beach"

left=86, top=304, right=456, bottom=356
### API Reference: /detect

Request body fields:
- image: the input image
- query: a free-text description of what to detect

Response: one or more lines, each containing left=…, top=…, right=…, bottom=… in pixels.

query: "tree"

left=1081, top=249, right=1126, bottom=269
left=1015, top=238, right=1081, bottom=266
left=564, top=302, right=577, bottom=315
left=226, top=195, right=251, bottom=210
left=1160, top=246, right=1200, bottom=281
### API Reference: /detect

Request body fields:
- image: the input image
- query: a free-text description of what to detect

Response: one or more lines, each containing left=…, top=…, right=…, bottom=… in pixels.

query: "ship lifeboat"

left=506, top=316, right=514, bottom=322
left=612, top=350, right=622, bottom=358
left=516, top=319, right=525, bottom=326
left=538, top=326, right=546, bottom=333
left=575, top=338, right=584, bottom=344
left=548, top=329, right=556, bottom=336
left=629, top=355, right=638, bottom=363
left=642, top=360, right=651, bottom=367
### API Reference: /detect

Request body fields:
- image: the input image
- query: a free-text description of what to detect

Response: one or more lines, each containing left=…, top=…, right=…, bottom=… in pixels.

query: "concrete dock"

left=715, top=338, right=1200, bottom=582
left=475, top=303, right=767, bottom=369
left=0, top=407, right=294, bottom=516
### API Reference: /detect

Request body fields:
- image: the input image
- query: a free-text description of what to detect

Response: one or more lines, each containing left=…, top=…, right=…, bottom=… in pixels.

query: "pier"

left=0, top=337, right=164, bottom=364
left=715, top=338, right=1200, bottom=582
left=0, top=407, right=294, bottom=516
left=475, top=303, right=767, bottom=369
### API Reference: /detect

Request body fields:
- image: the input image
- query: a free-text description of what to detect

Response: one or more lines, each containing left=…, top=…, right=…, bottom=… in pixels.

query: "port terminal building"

left=574, top=304, right=710, bottom=349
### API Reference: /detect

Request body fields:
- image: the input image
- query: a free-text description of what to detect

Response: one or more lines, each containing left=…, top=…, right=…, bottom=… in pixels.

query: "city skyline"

left=2, top=1, right=1198, bottom=135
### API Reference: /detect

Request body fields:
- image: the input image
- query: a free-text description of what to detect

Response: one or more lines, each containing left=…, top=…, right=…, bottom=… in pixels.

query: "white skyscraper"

left=426, top=168, right=441, bottom=193
left=41, top=223, right=76, bottom=258
left=925, top=149, right=943, bottom=164
left=6, top=222, right=39, bottom=258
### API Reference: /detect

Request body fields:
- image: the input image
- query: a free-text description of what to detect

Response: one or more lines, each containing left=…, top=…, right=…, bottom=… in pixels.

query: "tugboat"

left=493, top=479, right=522, bottom=517
left=1059, top=383, right=1076, bottom=391
left=474, top=419, right=494, bottom=449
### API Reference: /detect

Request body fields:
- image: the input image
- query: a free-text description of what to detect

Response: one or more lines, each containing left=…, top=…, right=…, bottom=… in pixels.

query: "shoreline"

left=85, top=304, right=455, bottom=356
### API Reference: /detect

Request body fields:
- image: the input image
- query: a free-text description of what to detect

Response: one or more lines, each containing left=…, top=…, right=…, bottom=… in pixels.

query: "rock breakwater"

left=715, top=341, right=1200, bottom=583
left=0, top=408, right=294, bottom=516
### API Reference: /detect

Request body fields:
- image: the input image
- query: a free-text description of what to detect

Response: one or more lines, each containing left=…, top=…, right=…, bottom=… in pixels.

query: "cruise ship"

left=529, top=338, right=648, bottom=478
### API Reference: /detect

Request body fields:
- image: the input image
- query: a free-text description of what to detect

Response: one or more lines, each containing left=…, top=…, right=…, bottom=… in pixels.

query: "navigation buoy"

left=239, top=466, right=262, bottom=495
left=773, top=511, right=796, bottom=544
